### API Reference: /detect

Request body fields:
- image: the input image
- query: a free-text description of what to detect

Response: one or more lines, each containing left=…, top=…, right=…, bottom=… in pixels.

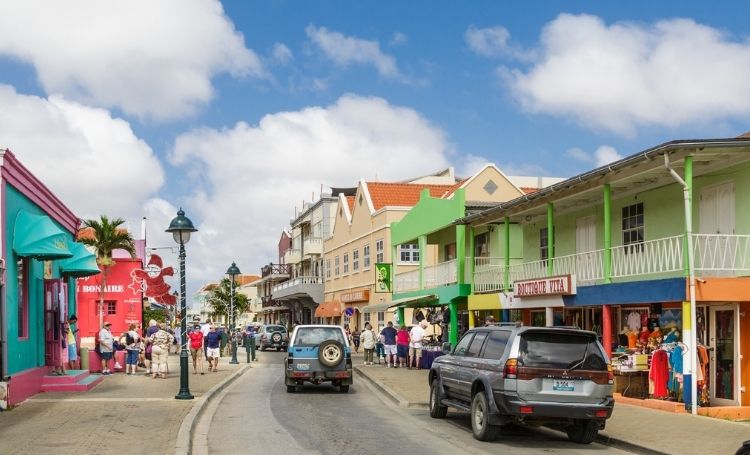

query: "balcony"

left=261, top=263, right=291, bottom=278
left=284, top=248, right=301, bottom=264
left=394, top=259, right=459, bottom=293
left=271, top=275, right=323, bottom=303
left=303, top=237, right=323, bottom=256
left=472, top=234, right=750, bottom=293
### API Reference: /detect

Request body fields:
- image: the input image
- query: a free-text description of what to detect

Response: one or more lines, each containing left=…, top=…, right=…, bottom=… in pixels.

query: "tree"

left=206, top=277, right=249, bottom=327
left=79, top=215, right=136, bottom=327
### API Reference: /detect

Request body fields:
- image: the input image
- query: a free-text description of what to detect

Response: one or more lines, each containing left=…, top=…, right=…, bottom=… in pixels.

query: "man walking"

left=205, top=324, right=221, bottom=372
left=409, top=320, right=427, bottom=370
left=380, top=321, right=398, bottom=368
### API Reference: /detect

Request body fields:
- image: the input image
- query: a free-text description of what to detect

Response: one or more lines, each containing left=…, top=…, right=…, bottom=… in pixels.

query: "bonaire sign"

left=514, top=275, right=574, bottom=297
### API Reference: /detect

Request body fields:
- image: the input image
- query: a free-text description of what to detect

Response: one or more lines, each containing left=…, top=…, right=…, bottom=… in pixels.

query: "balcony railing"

left=694, top=234, right=750, bottom=273
left=474, top=257, right=507, bottom=293
left=284, top=248, right=301, bottom=264
left=303, top=237, right=323, bottom=256
left=394, top=269, right=420, bottom=293
left=261, top=263, right=291, bottom=277
left=611, top=235, right=683, bottom=278
left=272, top=275, right=322, bottom=293
left=394, top=259, right=458, bottom=293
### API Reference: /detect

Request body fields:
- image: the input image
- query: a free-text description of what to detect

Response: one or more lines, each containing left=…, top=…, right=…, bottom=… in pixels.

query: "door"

left=699, top=182, right=735, bottom=273
left=709, top=304, right=740, bottom=406
left=441, top=332, right=473, bottom=400
left=44, top=280, right=65, bottom=367
left=576, top=216, right=597, bottom=281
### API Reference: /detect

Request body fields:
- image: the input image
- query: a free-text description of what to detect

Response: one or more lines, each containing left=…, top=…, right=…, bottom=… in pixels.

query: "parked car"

left=428, top=325, right=614, bottom=444
left=284, top=325, right=353, bottom=393
left=258, top=324, right=288, bottom=351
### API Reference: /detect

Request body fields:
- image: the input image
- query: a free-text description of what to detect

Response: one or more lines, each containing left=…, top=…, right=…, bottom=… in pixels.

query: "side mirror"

left=441, top=342, right=452, bottom=354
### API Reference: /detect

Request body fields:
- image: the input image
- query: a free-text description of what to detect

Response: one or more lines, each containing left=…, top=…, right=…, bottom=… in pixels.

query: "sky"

left=1, top=1, right=750, bottom=299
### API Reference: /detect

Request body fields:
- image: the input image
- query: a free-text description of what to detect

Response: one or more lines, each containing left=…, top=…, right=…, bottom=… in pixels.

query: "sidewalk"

left=0, top=354, right=249, bottom=455
left=352, top=355, right=750, bottom=455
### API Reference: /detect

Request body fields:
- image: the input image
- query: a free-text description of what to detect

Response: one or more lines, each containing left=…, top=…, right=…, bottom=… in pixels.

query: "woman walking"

left=351, top=328, right=361, bottom=353
left=124, top=323, right=141, bottom=375
left=149, top=323, right=174, bottom=379
left=360, top=323, right=376, bottom=365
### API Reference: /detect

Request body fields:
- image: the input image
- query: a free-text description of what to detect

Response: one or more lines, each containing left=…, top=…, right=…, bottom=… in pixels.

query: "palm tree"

left=206, top=278, right=250, bottom=327
left=79, top=215, right=136, bottom=327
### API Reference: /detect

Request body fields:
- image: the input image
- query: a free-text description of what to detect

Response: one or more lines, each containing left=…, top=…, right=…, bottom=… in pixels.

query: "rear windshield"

left=265, top=325, right=286, bottom=333
left=294, top=328, right=347, bottom=347
left=518, top=332, right=607, bottom=371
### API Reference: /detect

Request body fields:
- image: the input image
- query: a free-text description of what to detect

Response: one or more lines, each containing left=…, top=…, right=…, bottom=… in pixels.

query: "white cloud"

left=389, top=32, right=409, bottom=46
left=465, top=25, right=532, bottom=61
left=0, top=85, right=164, bottom=223
left=503, top=14, right=750, bottom=135
left=306, top=25, right=403, bottom=80
left=271, top=43, right=294, bottom=65
left=169, top=94, right=452, bottom=285
left=0, top=0, right=264, bottom=120
left=566, top=145, right=623, bottom=167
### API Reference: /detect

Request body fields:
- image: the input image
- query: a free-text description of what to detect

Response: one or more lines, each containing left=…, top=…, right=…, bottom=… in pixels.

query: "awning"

left=315, top=301, right=343, bottom=318
left=362, top=302, right=392, bottom=314
left=262, top=306, right=290, bottom=313
left=59, top=242, right=101, bottom=277
left=13, top=210, right=73, bottom=260
left=387, top=294, right=438, bottom=309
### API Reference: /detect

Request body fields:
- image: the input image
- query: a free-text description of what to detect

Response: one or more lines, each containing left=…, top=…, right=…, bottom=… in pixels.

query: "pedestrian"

left=200, top=319, right=211, bottom=360
left=148, top=323, right=174, bottom=379
left=409, top=320, right=428, bottom=370
left=351, top=328, right=361, bottom=353
left=219, top=326, right=229, bottom=356
left=124, top=323, right=141, bottom=375
left=146, top=319, right=159, bottom=337
left=98, top=321, right=115, bottom=375
left=244, top=325, right=257, bottom=363
left=188, top=324, right=205, bottom=375
left=360, top=323, right=376, bottom=365
left=205, top=324, right=222, bottom=372
left=380, top=321, right=398, bottom=368
left=396, top=325, right=410, bottom=368
left=484, top=315, right=497, bottom=327
left=66, top=315, right=80, bottom=370
left=375, top=333, right=385, bottom=364
left=136, top=322, right=147, bottom=368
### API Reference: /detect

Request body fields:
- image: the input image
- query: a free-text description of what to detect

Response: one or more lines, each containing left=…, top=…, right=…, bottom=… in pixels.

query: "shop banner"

left=375, top=263, right=392, bottom=293
left=514, top=275, right=575, bottom=297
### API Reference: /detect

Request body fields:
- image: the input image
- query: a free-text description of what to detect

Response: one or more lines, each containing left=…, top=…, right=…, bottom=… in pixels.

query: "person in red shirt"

left=396, top=325, right=410, bottom=368
left=188, top=325, right=205, bottom=375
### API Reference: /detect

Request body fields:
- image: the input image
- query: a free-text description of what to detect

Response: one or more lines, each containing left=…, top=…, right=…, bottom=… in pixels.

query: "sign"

left=341, top=289, right=370, bottom=303
left=375, top=263, right=392, bottom=293
left=344, top=307, right=355, bottom=317
left=514, top=275, right=574, bottom=297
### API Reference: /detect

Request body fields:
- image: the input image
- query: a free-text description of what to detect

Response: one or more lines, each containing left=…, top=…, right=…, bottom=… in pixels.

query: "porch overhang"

left=13, top=210, right=73, bottom=260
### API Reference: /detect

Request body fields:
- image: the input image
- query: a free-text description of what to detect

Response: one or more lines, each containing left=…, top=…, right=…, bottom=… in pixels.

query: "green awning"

left=387, top=294, right=438, bottom=309
left=59, top=242, right=100, bottom=277
left=13, top=210, right=73, bottom=260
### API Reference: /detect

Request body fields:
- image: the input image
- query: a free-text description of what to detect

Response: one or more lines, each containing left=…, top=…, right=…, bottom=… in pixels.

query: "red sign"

left=341, top=289, right=370, bottom=303
left=514, top=275, right=573, bottom=297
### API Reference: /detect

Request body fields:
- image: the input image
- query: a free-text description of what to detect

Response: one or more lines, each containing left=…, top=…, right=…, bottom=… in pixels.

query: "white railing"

left=272, top=275, right=322, bottom=293
left=694, top=234, right=750, bottom=274
left=303, top=237, right=323, bottom=255
left=395, top=269, right=420, bottom=293
left=284, top=248, right=301, bottom=264
left=550, top=249, right=605, bottom=283
left=473, top=257, right=506, bottom=293
left=509, top=260, right=547, bottom=284
left=424, top=259, right=457, bottom=288
left=611, top=235, right=683, bottom=278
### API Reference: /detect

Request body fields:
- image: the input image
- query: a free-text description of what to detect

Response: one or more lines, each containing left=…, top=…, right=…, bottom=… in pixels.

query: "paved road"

left=202, top=352, right=634, bottom=455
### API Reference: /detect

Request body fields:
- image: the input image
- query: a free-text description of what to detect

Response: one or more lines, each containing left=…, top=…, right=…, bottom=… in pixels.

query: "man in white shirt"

left=409, top=321, right=428, bottom=370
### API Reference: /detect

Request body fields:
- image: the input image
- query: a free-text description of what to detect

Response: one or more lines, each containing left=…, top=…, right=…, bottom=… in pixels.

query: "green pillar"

left=391, top=245, right=398, bottom=288
left=398, top=307, right=405, bottom=328
left=547, top=203, right=554, bottom=276
left=683, top=156, right=693, bottom=277
left=604, top=184, right=612, bottom=283
left=504, top=216, right=510, bottom=290
left=456, top=224, right=466, bottom=285
left=468, top=226, right=475, bottom=292
left=449, top=302, right=458, bottom=346
left=418, top=235, right=427, bottom=290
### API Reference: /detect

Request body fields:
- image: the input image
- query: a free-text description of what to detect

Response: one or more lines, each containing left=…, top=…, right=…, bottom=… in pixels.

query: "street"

left=200, top=352, right=633, bottom=455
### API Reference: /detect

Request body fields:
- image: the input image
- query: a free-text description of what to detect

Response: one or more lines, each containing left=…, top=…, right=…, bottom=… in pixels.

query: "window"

left=363, top=245, right=371, bottom=268
left=335, top=256, right=340, bottom=276
left=107, top=301, right=117, bottom=315
left=474, top=233, right=489, bottom=257
left=466, top=332, right=488, bottom=358
left=364, top=312, right=371, bottom=324
left=622, top=202, right=644, bottom=253
left=399, top=243, right=419, bottom=263
left=481, top=331, right=510, bottom=359
left=519, top=332, right=607, bottom=371
left=352, top=249, right=359, bottom=272
left=343, top=253, right=349, bottom=273
left=540, top=228, right=549, bottom=261
left=444, top=243, right=457, bottom=261
left=375, top=239, right=384, bottom=263
left=453, top=333, right=474, bottom=356
left=17, top=258, right=28, bottom=338
left=325, top=259, right=331, bottom=279
left=531, top=310, right=545, bottom=327
left=377, top=311, right=385, bottom=332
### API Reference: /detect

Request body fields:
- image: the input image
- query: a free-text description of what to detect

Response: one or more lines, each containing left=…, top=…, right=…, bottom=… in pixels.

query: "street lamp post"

left=166, top=208, right=198, bottom=400
left=227, top=261, right=241, bottom=365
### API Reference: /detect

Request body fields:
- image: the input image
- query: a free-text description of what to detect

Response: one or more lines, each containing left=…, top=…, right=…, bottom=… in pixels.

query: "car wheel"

left=339, top=385, right=349, bottom=393
left=276, top=347, right=280, bottom=352
left=566, top=419, right=598, bottom=444
left=286, top=385, right=296, bottom=393
left=429, top=380, right=448, bottom=418
left=271, top=332, right=283, bottom=344
left=471, top=391, right=499, bottom=441
left=318, top=340, right=344, bottom=367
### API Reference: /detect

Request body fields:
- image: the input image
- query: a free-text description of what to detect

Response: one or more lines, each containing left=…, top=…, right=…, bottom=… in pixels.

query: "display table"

left=614, top=370, right=648, bottom=399
left=420, top=350, right=444, bottom=369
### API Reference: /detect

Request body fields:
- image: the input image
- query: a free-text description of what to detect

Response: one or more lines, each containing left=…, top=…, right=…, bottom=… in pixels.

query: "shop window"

left=531, top=310, right=545, bottom=327
left=399, top=244, right=419, bottom=263
left=363, top=245, right=371, bottom=268
left=474, top=233, right=489, bottom=258
left=352, top=249, right=359, bottom=272
left=343, top=253, right=349, bottom=274
left=325, top=259, right=331, bottom=279
left=107, top=301, right=117, bottom=315
left=376, top=239, right=384, bottom=263
left=444, top=243, right=457, bottom=261
left=622, top=202, right=644, bottom=253
left=335, top=256, right=340, bottom=276
left=17, top=258, right=28, bottom=339
left=540, top=228, right=549, bottom=261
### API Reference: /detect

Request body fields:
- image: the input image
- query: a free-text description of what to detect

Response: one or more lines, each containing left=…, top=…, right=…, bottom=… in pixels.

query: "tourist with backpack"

left=124, top=324, right=141, bottom=375
left=98, top=321, right=115, bottom=375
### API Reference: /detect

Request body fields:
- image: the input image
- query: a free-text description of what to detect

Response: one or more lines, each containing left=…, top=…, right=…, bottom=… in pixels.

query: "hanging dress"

left=650, top=349, right=670, bottom=398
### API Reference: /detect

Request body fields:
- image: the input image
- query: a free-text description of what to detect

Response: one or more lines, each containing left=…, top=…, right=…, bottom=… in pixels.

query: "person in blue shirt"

left=380, top=321, right=398, bottom=368
left=205, top=324, right=222, bottom=372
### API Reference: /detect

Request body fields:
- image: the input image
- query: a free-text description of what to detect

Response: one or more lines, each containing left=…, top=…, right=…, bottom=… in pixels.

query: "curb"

left=596, top=433, right=670, bottom=455
left=353, top=366, right=428, bottom=409
left=174, top=364, right=251, bottom=455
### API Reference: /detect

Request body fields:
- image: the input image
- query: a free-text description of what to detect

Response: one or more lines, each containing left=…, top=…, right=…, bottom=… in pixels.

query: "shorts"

left=397, top=344, right=408, bottom=358
left=207, top=347, right=220, bottom=358
left=383, top=344, right=397, bottom=356
left=190, top=348, right=202, bottom=359
left=68, top=343, right=78, bottom=361
left=409, top=346, right=423, bottom=358
left=126, top=349, right=139, bottom=365
left=100, top=351, right=113, bottom=361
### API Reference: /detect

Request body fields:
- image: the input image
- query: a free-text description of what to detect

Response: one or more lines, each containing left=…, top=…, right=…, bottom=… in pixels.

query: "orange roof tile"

left=365, top=182, right=458, bottom=210
left=520, top=187, right=539, bottom=194
left=76, top=226, right=129, bottom=241
left=346, top=195, right=355, bottom=214
left=237, top=274, right=260, bottom=285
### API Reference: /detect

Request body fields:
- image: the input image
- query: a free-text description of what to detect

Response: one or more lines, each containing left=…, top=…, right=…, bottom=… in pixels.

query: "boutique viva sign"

left=514, top=275, right=574, bottom=297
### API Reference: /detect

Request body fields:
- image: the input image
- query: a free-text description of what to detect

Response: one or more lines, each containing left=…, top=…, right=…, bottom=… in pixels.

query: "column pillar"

left=418, top=235, right=427, bottom=290
left=547, top=203, right=554, bottom=276
left=602, top=304, right=612, bottom=357
left=449, top=302, right=458, bottom=346
left=456, top=225, right=466, bottom=285
left=545, top=307, right=554, bottom=327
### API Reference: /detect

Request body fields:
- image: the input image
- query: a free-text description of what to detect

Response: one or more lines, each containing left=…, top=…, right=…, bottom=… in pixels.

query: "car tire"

left=318, top=340, right=345, bottom=367
left=276, top=347, right=280, bottom=352
left=471, top=391, right=499, bottom=441
left=271, top=332, right=283, bottom=344
left=339, top=385, right=349, bottom=393
left=566, top=419, right=598, bottom=444
left=286, top=385, right=296, bottom=393
left=429, top=380, right=448, bottom=419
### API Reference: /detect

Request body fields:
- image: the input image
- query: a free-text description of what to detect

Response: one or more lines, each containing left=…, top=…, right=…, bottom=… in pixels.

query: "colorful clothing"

left=649, top=349, right=670, bottom=398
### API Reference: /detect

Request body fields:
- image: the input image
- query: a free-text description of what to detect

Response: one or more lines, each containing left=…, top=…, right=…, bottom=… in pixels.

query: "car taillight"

left=503, top=358, right=518, bottom=379
left=519, top=406, right=533, bottom=414
left=607, top=364, right=614, bottom=385
left=595, top=410, right=608, bottom=418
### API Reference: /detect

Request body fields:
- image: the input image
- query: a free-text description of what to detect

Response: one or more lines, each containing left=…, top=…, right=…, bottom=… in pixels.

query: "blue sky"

left=1, top=1, right=749, bottom=294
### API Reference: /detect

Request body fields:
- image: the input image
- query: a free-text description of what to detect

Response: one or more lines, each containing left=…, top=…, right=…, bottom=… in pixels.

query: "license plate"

left=553, top=380, right=575, bottom=392
left=296, top=363, right=310, bottom=371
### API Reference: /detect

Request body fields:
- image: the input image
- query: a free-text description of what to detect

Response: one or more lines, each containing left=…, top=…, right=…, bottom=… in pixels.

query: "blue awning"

left=13, top=210, right=73, bottom=260
left=59, top=241, right=100, bottom=277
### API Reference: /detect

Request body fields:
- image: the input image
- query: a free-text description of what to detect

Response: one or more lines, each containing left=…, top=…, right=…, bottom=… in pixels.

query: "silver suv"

left=258, top=324, right=288, bottom=351
left=429, top=326, right=614, bottom=444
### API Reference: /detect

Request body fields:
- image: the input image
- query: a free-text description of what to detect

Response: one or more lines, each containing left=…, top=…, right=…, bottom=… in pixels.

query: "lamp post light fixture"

left=227, top=261, right=241, bottom=365
left=166, top=208, right=198, bottom=400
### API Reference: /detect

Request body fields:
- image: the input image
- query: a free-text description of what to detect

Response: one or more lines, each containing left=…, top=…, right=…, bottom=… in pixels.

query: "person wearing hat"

left=98, top=321, right=115, bottom=375
left=484, top=315, right=497, bottom=327
left=408, top=320, right=429, bottom=370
